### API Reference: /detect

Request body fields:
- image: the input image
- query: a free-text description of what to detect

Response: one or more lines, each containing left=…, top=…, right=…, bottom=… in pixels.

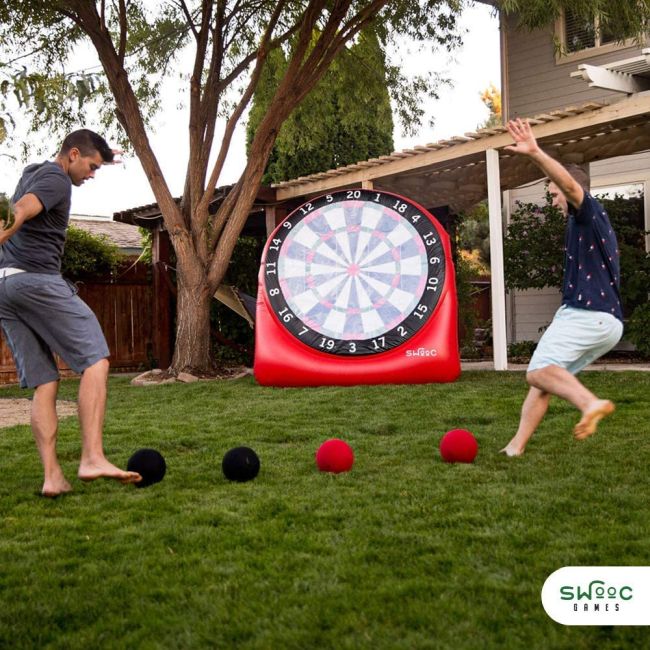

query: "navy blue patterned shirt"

left=562, top=192, right=623, bottom=322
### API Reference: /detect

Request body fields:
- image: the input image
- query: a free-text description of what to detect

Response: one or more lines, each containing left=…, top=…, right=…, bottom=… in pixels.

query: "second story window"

left=563, top=9, right=617, bottom=54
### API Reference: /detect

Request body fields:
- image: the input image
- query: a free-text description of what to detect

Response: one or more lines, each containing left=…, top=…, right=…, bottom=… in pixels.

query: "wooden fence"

left=1, top=267, right=493, bottom=385
left=0, top=264, right=155, bottom=385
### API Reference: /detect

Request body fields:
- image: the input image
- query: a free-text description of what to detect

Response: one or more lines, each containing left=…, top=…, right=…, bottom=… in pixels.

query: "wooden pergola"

left=270, top=92, right=650, bottom=369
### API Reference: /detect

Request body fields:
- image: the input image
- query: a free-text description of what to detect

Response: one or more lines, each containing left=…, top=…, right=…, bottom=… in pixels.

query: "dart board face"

left=263, top=189, right=446, bottom=356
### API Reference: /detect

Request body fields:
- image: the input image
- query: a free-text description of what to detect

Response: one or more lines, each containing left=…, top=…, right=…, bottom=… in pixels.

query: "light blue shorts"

left=527, top=305, right=623, bottom=375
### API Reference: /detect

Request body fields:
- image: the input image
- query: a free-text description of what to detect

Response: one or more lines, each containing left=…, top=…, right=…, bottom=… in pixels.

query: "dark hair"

left=60, top=129, right=114, bottom=163
left=544, top=163, right=590, bottom=193
left=563, top=163, right=590, bottom=191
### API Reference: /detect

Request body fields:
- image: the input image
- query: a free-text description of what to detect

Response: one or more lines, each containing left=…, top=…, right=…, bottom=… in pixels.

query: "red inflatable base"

left=254, top=280, right=460, bottom=387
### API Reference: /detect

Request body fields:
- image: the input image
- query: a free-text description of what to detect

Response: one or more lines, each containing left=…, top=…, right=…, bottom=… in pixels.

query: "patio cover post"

left=486, top=148, right=508, bottom=370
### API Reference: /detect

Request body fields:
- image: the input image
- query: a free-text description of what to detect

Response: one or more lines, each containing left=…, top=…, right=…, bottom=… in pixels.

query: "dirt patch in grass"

left=131, top=366, right=252, bottom=386
left=0, top=399, right=77, bottom=428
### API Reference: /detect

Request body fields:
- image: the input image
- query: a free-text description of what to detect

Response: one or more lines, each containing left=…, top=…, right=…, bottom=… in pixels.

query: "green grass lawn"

left=1, top=371, right=649, bottom=649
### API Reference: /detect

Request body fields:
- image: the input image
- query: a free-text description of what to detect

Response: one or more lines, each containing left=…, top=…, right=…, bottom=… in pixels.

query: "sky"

left=0, top=3, right=500, bottom=218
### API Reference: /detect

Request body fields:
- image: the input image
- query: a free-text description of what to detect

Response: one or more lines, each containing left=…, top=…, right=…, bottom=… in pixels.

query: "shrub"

left=507, top=340, right=537, bottom=359
left=455, top=254, right=480, bottom=355
left=62, top=225, right=123, bottom=280
left=503, top=191, right=650, bottom=331
left=626, top=303, right=650, bottom=358
left=503, top=195, right=565, bottom=291
left=600, top=193, right=650, bottom=318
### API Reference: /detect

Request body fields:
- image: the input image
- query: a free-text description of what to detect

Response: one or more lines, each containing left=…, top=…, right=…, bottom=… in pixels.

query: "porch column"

left=486, top=148, right=508, bottom=370
left=265, top=205, right=288, bottom=238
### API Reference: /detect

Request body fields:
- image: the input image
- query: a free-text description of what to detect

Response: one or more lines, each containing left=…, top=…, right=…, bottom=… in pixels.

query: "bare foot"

left=42, top=476, right=73, bottom=498
left=500, top=444, right=524, bottom=457
left=574, top=399, right=615, bottom=440
left=78, top=457, right=141, bottom=485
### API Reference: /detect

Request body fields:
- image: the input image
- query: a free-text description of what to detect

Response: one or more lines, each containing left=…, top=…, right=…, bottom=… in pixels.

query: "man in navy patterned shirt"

left=501, top=118, right=623, bottom=456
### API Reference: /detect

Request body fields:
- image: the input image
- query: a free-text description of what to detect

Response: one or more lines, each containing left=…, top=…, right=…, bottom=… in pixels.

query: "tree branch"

left=194, top=0, right=228, bottom=188
left=199, top=0, right=290, bottom=230
left=59, top=1, right=186, bottom=243
left=182, top=0, right=214, bottom=259
left=118, top=0, right=127, bottom=65
left=178, top=0, right=199, bottom=40
left=206, top=0, right=391, bottom=289
left=301, top=0, right=385, bottom=92
left=206, top=0, right=328, bottom=262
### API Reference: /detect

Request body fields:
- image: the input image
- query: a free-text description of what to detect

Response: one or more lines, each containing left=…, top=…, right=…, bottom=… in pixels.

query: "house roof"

left=271, top=94, right=650, bottom=211
left=70, top=216, right=143, bottom=251
left=112, top=185, right=276, bottom=238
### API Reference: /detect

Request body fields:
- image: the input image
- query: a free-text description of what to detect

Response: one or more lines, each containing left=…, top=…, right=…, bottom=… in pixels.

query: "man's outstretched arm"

left=505, top=118, right=584, bottom=209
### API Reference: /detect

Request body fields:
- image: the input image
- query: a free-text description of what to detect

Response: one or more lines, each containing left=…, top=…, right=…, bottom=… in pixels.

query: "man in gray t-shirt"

left=0, top=129, right=141, bottom=496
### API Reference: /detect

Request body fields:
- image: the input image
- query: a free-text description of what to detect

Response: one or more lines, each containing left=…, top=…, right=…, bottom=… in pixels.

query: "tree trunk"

left=170, top=243, right=214, bottom=374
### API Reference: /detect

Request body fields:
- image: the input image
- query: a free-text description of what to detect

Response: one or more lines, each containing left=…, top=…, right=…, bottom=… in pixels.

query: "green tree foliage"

left=0, top=64, right=100, bottom=150
left=498, top=0, right=650, bottom=42
left=602, top=193, right=650, bottom=316
left=247, top=28, right=394, bottom=184
left=0, top=192, right=13, bottom=229
left=627, top=303, right=650, bottom=358
left=458, top=200, right=491, bottom=268
left=454, top=253, right=481, bottom=355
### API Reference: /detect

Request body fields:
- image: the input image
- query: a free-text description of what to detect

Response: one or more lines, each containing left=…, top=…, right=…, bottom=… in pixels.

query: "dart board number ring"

left=263, top=189, right=446, bottom=356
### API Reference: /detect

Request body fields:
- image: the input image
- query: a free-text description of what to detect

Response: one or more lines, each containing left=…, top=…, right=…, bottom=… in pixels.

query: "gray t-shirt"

left=1, top=161, right=72, bottom=273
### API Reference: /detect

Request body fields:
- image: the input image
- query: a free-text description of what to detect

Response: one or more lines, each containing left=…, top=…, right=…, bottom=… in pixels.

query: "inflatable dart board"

left=254, top=189, right=460, bottom=386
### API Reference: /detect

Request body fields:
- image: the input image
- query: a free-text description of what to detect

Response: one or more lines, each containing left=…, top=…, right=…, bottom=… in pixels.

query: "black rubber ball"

left=222, top=447, right=260, bottom=482
left=127, top=448, right=167, bottom=488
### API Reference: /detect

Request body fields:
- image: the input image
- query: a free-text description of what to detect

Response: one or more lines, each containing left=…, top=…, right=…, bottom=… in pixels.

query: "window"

left=564, top=9, right=617, bottom=53
left=556, top=9, right=631, bottom=62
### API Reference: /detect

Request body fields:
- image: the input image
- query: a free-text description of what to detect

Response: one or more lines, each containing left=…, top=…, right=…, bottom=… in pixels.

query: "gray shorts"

left=0, top=272, right=109, bottom=388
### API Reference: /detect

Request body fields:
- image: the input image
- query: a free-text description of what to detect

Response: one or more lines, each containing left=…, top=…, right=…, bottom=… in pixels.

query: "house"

left=497, top=4, right=650, bottom=344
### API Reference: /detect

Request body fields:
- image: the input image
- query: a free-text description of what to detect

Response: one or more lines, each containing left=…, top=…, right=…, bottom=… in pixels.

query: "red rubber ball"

left=439, top=429, right=478, bottom=463
left=316, top=438, right=354, bottom=473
